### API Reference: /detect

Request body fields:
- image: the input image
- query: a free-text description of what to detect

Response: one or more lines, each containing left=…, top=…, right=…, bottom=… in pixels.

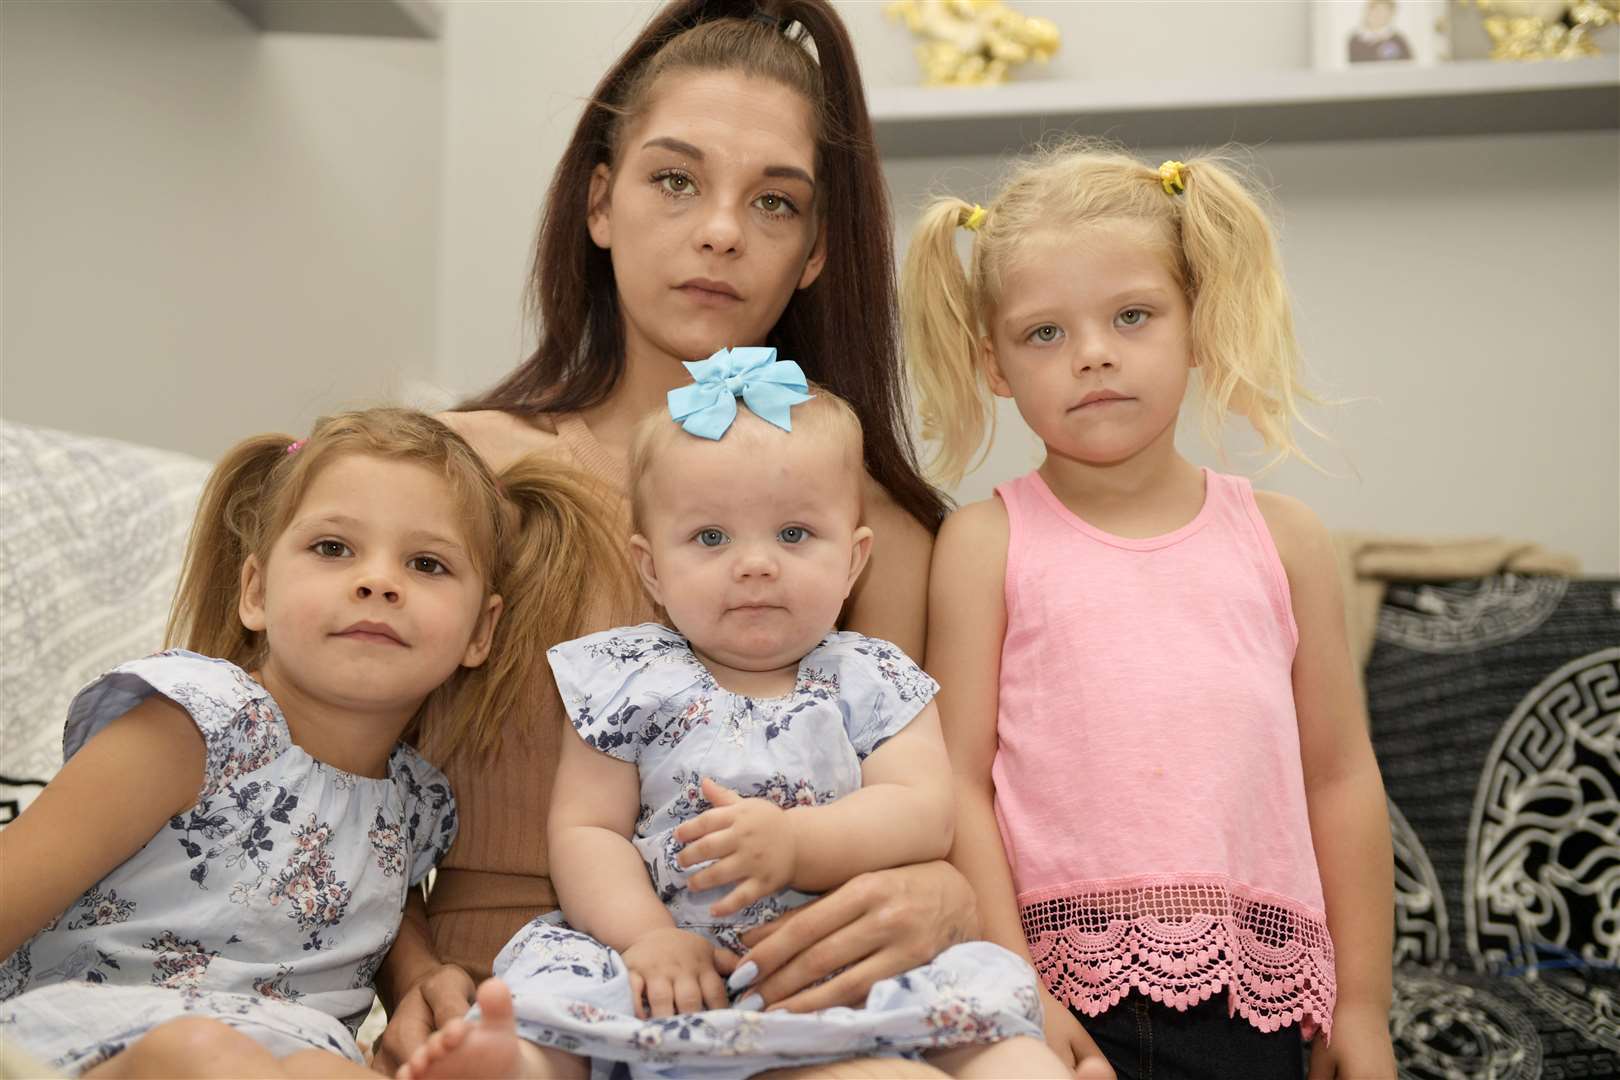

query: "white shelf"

left=868, top=57, right=1619, bottom=155
left=220, top=0, right=441, bottom=39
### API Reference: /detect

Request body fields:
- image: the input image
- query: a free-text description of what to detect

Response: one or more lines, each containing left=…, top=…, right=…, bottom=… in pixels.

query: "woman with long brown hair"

left=373, top=3, right=976, bottom=1075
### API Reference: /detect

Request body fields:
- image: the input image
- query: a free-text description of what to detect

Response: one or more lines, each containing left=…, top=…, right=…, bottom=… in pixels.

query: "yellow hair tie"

left=1158, top=160, right=1187, bottom=196
left=960, top=204, right=987, bottom=232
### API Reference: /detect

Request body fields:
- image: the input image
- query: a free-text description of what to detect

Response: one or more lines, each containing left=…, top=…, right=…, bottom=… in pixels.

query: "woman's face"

left=588, top=69, right=827, bottom=372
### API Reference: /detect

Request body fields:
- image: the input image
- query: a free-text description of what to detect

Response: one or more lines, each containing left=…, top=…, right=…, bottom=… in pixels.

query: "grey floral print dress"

left=487, top=624, right=1042, bottom=1080
left=0, top=651, right=457, bottom=1075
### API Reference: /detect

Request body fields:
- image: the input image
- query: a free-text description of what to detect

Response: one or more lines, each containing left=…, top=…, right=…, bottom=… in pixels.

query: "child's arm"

left=1257, top=492, right=1396, bottom=1078
left=547, top=727, right=672, bottom=949
left=0, top=697, right=204, bottom=959
left=928, top=499, right=1111, bottom=1076
left=548, top=727, right=729, bottom=1015
left=675, top=707, right=954, bottom=912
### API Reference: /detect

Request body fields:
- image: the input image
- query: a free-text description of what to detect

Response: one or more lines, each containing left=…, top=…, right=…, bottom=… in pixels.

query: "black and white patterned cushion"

left=0, top=421, right=209, bottom=824
left=1368, top=575, right=1620, bottom=1080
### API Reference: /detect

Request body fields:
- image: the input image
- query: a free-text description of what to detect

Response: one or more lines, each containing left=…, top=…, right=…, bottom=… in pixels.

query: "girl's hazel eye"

left=312, top=540, right=349, bottom=558
left=1029, top=325, right=1063, bottom=344
left=655, top=171, right=695, bottom=197
left=1117, top=309, right=1149, bottom=327
left=697, top=529, right=727, bottom=547
left=755, top=192, right=797, bottom=217
left=410, top=556, right=447, bottom=575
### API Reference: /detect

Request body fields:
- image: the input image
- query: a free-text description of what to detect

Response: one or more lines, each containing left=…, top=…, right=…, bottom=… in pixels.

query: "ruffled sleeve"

left=546, top=623, right=702, bottom=765
left=64, top=649, right=289, bottom=802
left=807, top=633, right=940, bottom=759
left=390, top=748, right=458, bottom=886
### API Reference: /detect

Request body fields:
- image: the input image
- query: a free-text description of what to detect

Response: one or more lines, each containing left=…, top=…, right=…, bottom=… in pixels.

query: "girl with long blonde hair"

left=909, top=143, right=1395, bottom=1080
left=0, top=408, right=627, bottom=1078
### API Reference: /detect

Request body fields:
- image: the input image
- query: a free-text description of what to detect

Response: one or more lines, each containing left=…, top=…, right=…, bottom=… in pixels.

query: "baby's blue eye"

left=697, top=529, right=728, bottom=547
left=778, top=526, right=808, bottom=544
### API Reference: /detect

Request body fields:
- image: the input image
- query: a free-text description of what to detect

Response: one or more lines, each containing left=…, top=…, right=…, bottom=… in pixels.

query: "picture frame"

left=1311, top=0, right=1451, bottom=70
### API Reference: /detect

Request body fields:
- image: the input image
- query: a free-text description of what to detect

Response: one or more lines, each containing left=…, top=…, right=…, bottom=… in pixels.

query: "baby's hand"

left=621, top=927, right=730, bottom=1018
left=675, top=778, right=795, bottom=918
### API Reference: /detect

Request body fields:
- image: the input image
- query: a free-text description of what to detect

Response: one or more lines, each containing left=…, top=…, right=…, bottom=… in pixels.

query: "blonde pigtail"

left=166, top=433, right=295, bottom=666
left=421, top=459, right=635, bottom=764
left=1176, top=156, right=1323, bottom=467
left=901, top=198, right=995, bottom=489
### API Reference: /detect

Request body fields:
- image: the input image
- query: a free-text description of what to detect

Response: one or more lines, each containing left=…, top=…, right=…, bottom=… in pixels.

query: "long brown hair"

left=460, top=0, right=946, bottom=530
left=166, top=408, right=632, bottom=762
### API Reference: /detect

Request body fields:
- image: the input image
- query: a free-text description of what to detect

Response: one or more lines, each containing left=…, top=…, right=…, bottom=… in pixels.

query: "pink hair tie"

left=286, top=440, right=305, bottom=454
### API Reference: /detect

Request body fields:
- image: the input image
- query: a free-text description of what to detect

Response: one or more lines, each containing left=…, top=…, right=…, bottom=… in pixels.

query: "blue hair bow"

left=667, top=346, right=811, bottom=440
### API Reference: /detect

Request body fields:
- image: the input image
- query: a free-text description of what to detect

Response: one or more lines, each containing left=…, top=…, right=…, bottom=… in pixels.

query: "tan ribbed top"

left=428, top=413, right=650, bottom=980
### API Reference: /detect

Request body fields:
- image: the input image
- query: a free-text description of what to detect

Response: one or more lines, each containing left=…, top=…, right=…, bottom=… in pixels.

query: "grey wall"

left=1, top=0, right=444, bottom=458
left=3, top=1, right=1615, bottom=571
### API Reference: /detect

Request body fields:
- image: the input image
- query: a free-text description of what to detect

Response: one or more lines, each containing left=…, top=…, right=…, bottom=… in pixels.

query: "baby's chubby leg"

left=396, top=977, right=586, bottom=1080
left=926, top=1034, right=1087, bottom=1079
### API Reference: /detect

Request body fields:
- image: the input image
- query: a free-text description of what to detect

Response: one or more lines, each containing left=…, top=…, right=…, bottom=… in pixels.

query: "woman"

left=374, top=3, right=978, bottom=1076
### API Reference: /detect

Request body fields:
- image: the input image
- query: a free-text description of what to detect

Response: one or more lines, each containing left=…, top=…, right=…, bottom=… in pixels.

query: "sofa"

left=2, top=418, right=1617, bottom=1078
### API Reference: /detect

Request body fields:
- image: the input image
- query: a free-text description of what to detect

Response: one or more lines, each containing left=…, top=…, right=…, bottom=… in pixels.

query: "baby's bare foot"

left=397, top=979, right=531, bottom=1080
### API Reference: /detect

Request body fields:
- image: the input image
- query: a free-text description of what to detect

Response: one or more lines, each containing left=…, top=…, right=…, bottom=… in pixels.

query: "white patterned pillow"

left=0, top=421, right=210, bottom=824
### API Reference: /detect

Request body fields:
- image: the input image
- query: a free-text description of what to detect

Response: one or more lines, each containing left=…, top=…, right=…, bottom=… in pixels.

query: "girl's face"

left=239, top=454, right=502, bottom=719
left=630, top=417, right=871, bottom=683
left=983, top=222, right=1194, bottom=468
left=588, top=69, right=828, bottom=371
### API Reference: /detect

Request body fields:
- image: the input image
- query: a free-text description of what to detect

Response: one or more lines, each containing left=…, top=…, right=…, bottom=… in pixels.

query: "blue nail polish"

left=727, top=960, right=759, bottom=992
left=735, top=992, right=764, bottom=1012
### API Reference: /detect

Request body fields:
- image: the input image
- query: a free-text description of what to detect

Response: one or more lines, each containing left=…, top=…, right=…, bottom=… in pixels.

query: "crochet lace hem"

left=1021, top=877, right=1336, bottom=1042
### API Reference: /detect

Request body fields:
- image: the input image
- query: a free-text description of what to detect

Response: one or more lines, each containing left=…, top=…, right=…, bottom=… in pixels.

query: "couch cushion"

left=1368, top=575, right=1620, bottom=1077
left=0, top=421, right=209, bottom=823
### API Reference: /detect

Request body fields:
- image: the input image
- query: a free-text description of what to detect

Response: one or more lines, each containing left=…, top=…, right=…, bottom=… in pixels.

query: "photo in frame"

left=1311, top=0, right=1451, bottom=69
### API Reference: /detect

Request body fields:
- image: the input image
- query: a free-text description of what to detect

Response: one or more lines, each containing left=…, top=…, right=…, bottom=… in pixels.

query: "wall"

left=0, top=0, right=444, bottom=459
left=430, top=2, right=1617, bottom=572
left=5, top=1, right=1614, bottom=571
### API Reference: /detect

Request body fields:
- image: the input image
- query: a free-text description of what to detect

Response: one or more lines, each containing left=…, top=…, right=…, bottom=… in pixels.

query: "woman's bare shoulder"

left=438, top=409, right=562, bottom=473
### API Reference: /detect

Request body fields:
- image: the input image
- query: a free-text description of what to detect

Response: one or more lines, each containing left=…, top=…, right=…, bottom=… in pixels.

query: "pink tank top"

left=992, top=468, right=1335, bottom=1040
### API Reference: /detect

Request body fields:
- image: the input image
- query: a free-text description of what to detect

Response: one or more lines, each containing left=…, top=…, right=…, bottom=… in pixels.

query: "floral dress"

left=0, top=651, right=457, bottom=1075
left=489, top=624, right=1042, bottom=1080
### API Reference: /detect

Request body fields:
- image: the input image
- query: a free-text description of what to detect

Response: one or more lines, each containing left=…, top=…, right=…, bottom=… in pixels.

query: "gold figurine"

left=1462, top=0, right=1620, bottom=60
left=885, top=0, right=1060, bottom=86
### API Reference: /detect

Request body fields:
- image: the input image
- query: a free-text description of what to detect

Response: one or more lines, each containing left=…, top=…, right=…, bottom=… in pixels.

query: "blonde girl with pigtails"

left=909, top=143, right=1396, bottom=1080
left=0, top=408, right=632, bottom=1079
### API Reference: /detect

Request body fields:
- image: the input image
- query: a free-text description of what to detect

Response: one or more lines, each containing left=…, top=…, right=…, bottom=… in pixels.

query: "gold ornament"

left=885, top=0, right=1060, bottom=87
left=1462, top=0, right=1620, bottom=60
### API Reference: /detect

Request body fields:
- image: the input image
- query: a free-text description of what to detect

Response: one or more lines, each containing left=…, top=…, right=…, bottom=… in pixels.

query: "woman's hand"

left=370, top=962, right=476, bottom=1074
left=731, top=861, right=975, bottom=1013
left=1306, top=1001, right=1396, bottom=1079
left=676, top=779, right=796, bottom=918
left=623, top=927, right=730, bottom=1018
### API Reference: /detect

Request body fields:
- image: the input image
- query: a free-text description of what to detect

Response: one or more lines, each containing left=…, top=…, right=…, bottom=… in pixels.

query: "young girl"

left=399, top=363, right=1085, bottom=1080
left=0, top=408, right=626, bottom=1077
left=907, top=146, right=1397, bottom=1080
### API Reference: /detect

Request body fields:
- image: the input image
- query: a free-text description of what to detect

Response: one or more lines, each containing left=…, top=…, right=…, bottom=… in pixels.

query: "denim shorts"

left=1078, top=994, right=1306, bottom=1080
